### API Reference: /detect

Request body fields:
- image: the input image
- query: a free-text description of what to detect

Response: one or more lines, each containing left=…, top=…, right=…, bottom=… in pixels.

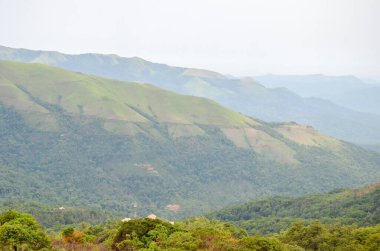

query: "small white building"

left=121, top=217, right=131, bottom=222
left=147, top=214, right=157, bottom=219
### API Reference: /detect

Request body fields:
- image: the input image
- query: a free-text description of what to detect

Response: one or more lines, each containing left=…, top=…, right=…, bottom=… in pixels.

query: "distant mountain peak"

left=181, top=68, right=226, bottom=79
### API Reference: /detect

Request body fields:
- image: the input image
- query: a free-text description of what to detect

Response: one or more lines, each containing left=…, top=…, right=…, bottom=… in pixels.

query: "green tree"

left=281, top=221, right=327, bottom=250
left=161, top=231, right=199, bottom=250
left=238, top=236, right=286, bottom=251
left=111, top=218, right=177, bottom=250
left=0, top=210, right=50, bottom=250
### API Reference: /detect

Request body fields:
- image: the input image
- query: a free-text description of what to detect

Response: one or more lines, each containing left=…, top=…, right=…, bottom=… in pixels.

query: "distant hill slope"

left=0, top=200, right=113, bottom=229
left=365, top=144, right=380, bottom=154
left=255, top=74, right=380, bottom=116
left=1, top=61, right=380, bottom=218
left=208, top=182, right=380, bottom=235
left=1, top=45, right=380, bottom=145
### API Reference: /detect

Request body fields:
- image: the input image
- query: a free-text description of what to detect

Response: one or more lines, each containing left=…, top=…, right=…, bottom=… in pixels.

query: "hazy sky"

left=0, top=0, right=379, bottom=77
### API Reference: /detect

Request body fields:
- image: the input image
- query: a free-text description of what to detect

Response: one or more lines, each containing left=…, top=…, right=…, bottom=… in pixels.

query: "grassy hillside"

left=1, top=61, right=380, bottom=219
left=0, top=61, right=253, bottom=127
left=2, top=45, right=380, bottom=145
left=208, top=182, right=380, bottom=235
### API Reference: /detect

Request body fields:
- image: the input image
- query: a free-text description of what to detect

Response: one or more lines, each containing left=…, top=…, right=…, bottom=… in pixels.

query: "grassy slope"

left=1, top=61, right=380, bottom=219
left=0, top=61, right=332, bottom=164
left=0, top=61, right=252, bottom=126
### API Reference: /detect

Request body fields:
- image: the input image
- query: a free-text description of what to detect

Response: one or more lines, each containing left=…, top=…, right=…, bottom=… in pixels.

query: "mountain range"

left=1, top=61, right=380, bottom=218
left=1, top=45, right=380, bottom=146
left=255, top=74, right=380, bottom=116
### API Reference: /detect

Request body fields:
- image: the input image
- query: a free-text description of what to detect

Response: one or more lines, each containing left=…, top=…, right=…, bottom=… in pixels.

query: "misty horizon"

left=1, top=0, right=379, bottom=79
left=1, top=44, right=380, bottom=84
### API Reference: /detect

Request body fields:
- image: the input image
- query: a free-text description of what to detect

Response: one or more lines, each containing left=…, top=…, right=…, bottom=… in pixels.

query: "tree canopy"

left=0, top=210, right=50, bottom=250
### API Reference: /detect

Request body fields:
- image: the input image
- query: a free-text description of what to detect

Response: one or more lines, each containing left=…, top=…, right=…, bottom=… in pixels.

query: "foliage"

left=61, top=226, right=86, bottom=243
left=47, top=217, right=380, bottom=250
left=0, top=209, right=379, bottom=250
left=238, top=236, right=286, bottom=251
left=0, top=200, right=113, bottom=230
left=0, top=210, right=50, bottom=250
left=107, top=217, right=290, bottom=251
left=280, top=221, right=380, bottom=251
left=208, top=183, right=380, bottom=235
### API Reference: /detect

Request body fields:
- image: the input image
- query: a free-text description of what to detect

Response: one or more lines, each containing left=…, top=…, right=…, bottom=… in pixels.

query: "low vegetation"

left=1, top=210, right=380, bottom=250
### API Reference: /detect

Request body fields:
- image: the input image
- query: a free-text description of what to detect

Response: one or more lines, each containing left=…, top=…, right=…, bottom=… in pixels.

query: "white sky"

left=0, top=0, right=379, bottom=78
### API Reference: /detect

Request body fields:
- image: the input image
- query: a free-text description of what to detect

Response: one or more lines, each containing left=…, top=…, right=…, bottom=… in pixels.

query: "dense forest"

left=0, top=200, right=113, bottom=230
left=208, top=183, right=380, bottom=235
left=2, top=100, right=380, bottom=218
left=1, top=183, right=380, bottom=250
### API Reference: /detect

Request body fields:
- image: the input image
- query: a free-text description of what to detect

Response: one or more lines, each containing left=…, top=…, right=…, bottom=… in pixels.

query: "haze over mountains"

left=256, top=74, right=380, bottom=116
left=1, top=0, right=380, bottom=249
left=1, top=45, right=380, bottom=146
left=1, top=61, right=380, bottom=218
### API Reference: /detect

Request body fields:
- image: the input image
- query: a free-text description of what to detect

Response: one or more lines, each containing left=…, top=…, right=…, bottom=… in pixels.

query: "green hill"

left=0, top=61, right=254, bottom=127
left=2, top=45, right=380, bottom=145
left=1, top=60, right=380, bottom=218
left=208, top=182, right=380, bottom=235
